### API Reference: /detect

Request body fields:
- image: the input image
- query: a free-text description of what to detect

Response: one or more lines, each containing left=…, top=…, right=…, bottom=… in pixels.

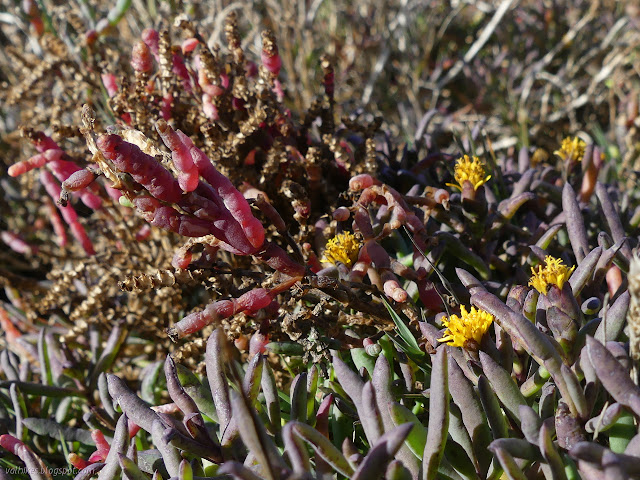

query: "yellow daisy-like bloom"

left=446, top=155, right=492, bottom=191
left=438, top=306, right=494, bottom=348
left=554, top=137, right=586, bottom=163
left=323, top=232, right=361, bottom=267
left=529, top=255, right=575, bottom=294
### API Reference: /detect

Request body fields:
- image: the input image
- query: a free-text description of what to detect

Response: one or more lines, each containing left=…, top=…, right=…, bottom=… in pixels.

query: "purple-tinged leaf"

left=594, top=291, right=630, bottom=343
left=386, top=460, right=412, bottom=480
left=423, top=347, right=448, bottom=480
left=243, top=353, right=263, bottom=406
left=447, top=404, right=478, bottom=478
left=512, top=168, right=535, bottom=195
left=73, top=463, right=105, bottom=480
left=205, top=329, right=231, bottom=432
left=535, top=224, right=564, bottom=250
left=586, top=336, right=640, bottom=416
left=560, top=365, right=588, bottom=420
left=448, top=358, right=491, bottom=476
left=0, top=382, right=83, bottom=398
left=352, top=423, right=413, bottom=480
left=107, top=375, right=161, bottom=433
left=140, top=361, right=163, bottom=405
left=151, top=421, right=181, bottom=478
left=229, top=389, right=285, bottom=479
left=624, top=433, right=640, bottom=457
left=593, top=240, right=627, bottom=287
left=290, top=372, right=308, bottom=423
left=596, top=182, right=632, bottom=259
left=539, top=420, right=568, bottom=480
left=0, top=350, right=19, bottom=381
left=479, top=351, right=526, bottom=425
left=291, top=422, right=353, bottom=476
left=23, top=417, right=94, bottom=445
left=570, top=442, right=640, bottom=475
left=282, top=422, right=310, bottom=473
left=98, top=373, right=116, bottom=420
left=373, top=355, right=420, bottom=476
left=455, top=268, right=486, bottom=296
left=360, top=381, right=383, bottom=445
left=478, top=375, right=508, bottom=440
left=498, top=192, right=535, bottom=220
left=97, top=413, right=129, bottom=480
left=162, top=427, right=221, bottom=463
left=585, top=403, right=625, bottom=434
left=569, top=246, right=602, bottom=296
left=118, top=453, right=146, bottom=480
left=260, top=357, right=280, bottom=433
left=562, top=182, right=589, bottom=262
left=0, top=434, right=51, bottom=480
left=489, top=438, right=542, bottom=461
left=518, top=405, right=541, bottom=445
left=492, top=447, right=527, bottom=480
left=471, top=290, right=577, bottom=415
left=218, top=461, right=264, bottom=480
left=164, top=356, right=213, bottom=448
left=539, top=383, right=557, bottom=420
left=90, top=319, right=128, bottom=389
left=9, top=384, right=25, bottom=441
left=164, top=357, right=199, bottom=419
left=331, top=352, right=364, bottom=411
left=177, top=459, right=193, bottom=480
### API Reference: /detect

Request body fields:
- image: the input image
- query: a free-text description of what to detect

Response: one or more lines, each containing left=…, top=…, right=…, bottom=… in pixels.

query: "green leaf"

left=381, top=297, right=424, bottom=359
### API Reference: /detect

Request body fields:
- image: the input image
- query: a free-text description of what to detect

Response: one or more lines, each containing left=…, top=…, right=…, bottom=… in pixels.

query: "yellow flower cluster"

left=447, top=155, right=491, bottom=191
left=438, top=306, right=494, bottom=348
left=554, top=137, right=586, bottom=163
left=529, top=255, right=575, bottom=294
left=323, top=232, right=361, bottom=267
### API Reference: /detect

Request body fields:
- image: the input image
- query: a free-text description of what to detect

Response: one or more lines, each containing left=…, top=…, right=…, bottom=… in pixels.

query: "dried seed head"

left=261, top=30, right=281, bottom=76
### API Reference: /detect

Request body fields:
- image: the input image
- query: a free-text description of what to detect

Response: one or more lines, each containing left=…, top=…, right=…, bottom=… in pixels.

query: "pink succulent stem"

left=181, top=38, right=199, bottom=54
left=44, top=197, right=67, bottom=246
left=141, top=28, right=160, bottom=60
left=101, top=73, right=119, bottom=97
left=256, top=243, right=305, bottom=278
left=62, top=169, right=96, bottom=191
left=381, top=270, right=408, bottom=302
left=155, top=120, right=199, bottom=192
left=131, top=41, right=153, bottom=73
left=176, top=131, right=265, bottom=251
left=8, top=150, right=62, bottom=177
left=40, top=171, right=95, bottom=255
left=168, top=288, right=273, bottom=340
left=97, top=134, right=183, bottom=204
left=1, top=231, right=35, bottom=255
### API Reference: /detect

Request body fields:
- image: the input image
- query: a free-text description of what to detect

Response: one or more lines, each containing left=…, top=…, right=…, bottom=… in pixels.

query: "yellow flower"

left=438, top=306, right=494, bottom=348
left=529, top=255, right=575, bottom=294
left=554, top=137, right=586, bottom=163
left=446, top=155, right=491, bottom=191
left=323, top=232, right=360, bottom=267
